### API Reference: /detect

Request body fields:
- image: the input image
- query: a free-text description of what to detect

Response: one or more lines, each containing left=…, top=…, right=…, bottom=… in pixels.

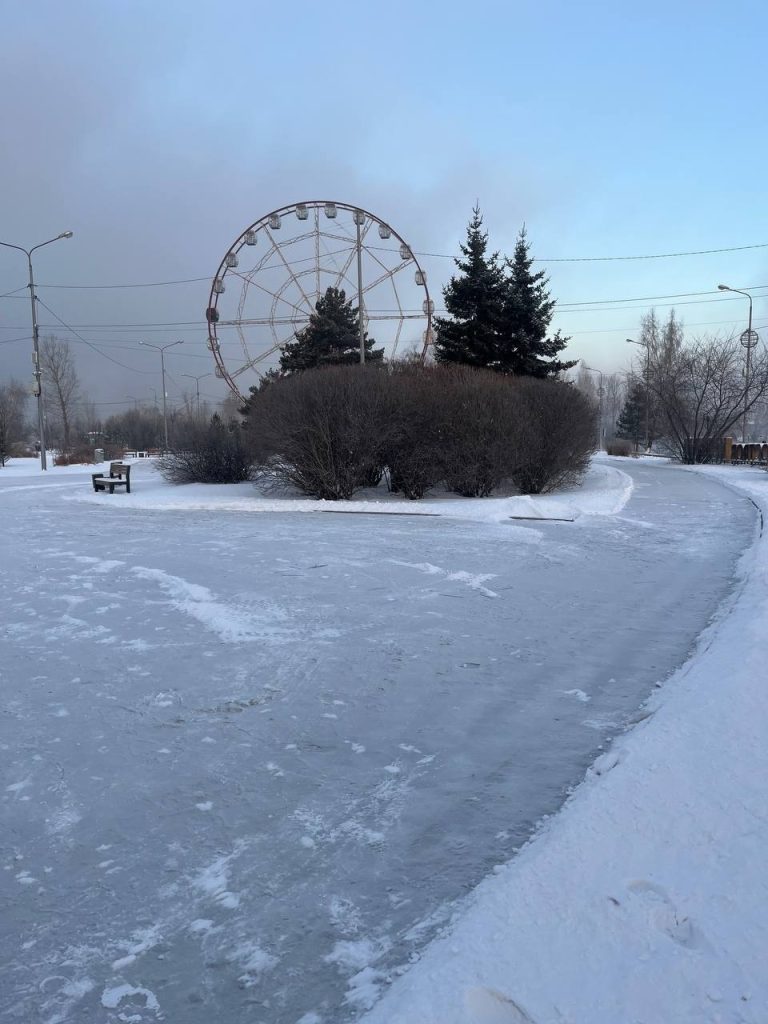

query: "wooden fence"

left=723, top=437, right=768, bottom=465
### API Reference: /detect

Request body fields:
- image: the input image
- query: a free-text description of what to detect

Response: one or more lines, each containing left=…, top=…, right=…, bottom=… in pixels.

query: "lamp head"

left=58, top=231, right=74, bottom=240
left=717, top=284, right=730, bottom=291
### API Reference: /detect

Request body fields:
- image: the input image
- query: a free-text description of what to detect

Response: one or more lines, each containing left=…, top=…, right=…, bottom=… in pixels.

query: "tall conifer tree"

left=433, top=207, right=507, bottom=368
left=497, top=228, right=576, bottom=377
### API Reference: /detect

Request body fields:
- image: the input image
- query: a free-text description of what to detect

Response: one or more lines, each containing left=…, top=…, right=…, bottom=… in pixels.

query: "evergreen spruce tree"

left=497, top=228, right=576, bottom=377
left=279, top=287, right=383, bottom=373
left=616, top=381, right=646, bottom=450
left=432, top=206, right=507, bottom=368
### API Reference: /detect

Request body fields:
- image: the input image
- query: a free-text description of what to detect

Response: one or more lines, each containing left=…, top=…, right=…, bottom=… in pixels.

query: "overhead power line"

left=9, top=239, right=767, bottom=293
left=35, top=297, right=155, bottom=375
left=398, top=241, right=768, bottom=263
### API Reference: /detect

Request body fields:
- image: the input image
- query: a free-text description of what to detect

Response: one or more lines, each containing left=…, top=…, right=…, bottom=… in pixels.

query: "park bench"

left=92, top=462, right=131, bottom=494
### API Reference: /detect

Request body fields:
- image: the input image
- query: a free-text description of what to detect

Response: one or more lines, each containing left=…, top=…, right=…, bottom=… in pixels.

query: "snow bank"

left=61, top=459, right=633, bottom=524
left=361, top=463, right=768, bottom=1024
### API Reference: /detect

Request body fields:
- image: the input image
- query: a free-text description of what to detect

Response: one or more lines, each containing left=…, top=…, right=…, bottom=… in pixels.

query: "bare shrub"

left=244, top=365, right=395, bottom=499
left=384, top=364, right=448, bottom=499
left=440, top=367, right=514, bottom=497
left=605, top=438, right=634, bottom=457
left=509, top=379, right=596, bottom=494
left=54, top=447, right=96, bottom=466
left=159, top=416, right=253, bottom=484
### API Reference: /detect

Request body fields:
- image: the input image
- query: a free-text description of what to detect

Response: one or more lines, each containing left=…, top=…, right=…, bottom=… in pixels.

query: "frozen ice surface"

left=363, top=463, right=768, bottom=1024
left=0, top=458, right=756, bottom=1022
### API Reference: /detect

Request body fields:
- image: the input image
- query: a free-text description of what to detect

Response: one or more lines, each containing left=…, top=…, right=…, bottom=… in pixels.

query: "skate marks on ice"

left=131, top=566, right=295, bottom=644
left=389, top=560, right=500, bottom=599
left=464, top=987, right=536, bottom=1023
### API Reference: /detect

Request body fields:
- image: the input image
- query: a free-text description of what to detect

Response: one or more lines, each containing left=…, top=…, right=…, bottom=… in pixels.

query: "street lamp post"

left=139, top=340, right=183, bottom=452
left=181, top=372, right=212, bottom=418
left=582, top=364, right=604, bottom=449
left=718, top=285, right=757, bottom=442
left=626, top=338, right=651, bottom=452
left=0, top=231, right=74, bottom=470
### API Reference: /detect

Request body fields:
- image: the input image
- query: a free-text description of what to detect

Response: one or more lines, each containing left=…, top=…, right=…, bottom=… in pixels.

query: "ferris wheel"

left=205, top=200, right=434, bottom=399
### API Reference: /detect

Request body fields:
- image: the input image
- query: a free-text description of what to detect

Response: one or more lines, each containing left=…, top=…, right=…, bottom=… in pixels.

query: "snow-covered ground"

left=362, top=462, right=768, bottom=1024
left=0, top=457, right=761, bottom=1023
left=33, top=456, right=633, bottom=523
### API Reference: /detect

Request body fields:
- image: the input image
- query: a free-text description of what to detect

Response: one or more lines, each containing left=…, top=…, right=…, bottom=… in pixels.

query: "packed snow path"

left=0, top=462, right=755, bottom=1023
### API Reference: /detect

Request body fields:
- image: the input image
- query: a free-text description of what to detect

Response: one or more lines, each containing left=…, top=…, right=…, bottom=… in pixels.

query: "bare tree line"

left=576, top=309, right=768, bottom=463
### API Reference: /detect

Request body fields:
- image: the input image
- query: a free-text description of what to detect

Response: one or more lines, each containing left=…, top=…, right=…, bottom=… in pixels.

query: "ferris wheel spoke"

left=361, top=264, right=409, bottom=297
left=391, top=318, right=404, bottom=359
left=245, top=278, right=311, bottom=319
left=333, top=219, right=373, bottom=293
left=263, top=226, right=315, bottom=314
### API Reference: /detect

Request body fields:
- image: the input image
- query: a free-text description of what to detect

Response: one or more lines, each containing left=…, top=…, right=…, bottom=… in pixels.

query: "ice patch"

left=6, top=777, right=30, bottom=793
left=329, top=895, right=363, bottom=934
left=325, top=937, right=386, bottom=972
left=390, top=560, right=499, bottom=598
left=232, top=940, right=278, bottom=986
left=563, top=688, right=591, bottom=702
left=189, top=918, right=214, bottom=933
left=193, top=855, right=239, bottom=909
left=101, top=984, right=160, bottom=1012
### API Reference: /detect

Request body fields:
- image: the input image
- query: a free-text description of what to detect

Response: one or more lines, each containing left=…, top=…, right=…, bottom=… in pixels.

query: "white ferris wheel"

left=206, top=200, right=434, bottom=399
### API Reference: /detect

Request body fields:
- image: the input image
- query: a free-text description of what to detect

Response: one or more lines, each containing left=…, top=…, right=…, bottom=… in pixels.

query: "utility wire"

left=394, top=241, right=768, bottom=263
left=35, top=297, right=155, bottom=375
left=16, top=240, right=768, bottom=294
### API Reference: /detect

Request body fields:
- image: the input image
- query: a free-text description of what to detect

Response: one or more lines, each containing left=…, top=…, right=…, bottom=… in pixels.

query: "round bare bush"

left=244, top=365, right=395, bottom=500
left=508, top=378, right=596, bottom=494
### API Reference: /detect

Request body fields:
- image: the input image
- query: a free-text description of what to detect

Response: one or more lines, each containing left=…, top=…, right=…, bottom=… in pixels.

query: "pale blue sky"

left=1, top=0, right=766, bottom=405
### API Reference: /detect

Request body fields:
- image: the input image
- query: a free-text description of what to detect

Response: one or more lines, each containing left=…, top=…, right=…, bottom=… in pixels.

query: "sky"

left=1, top=0, right=766, bottom=416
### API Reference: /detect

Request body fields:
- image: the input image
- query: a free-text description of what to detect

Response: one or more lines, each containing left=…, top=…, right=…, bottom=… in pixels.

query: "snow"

left=1, top=455, right=762, bottom=1023
left=23, top=455, right=632, bottom=523
left=361, top=462, right=768, bottom=1024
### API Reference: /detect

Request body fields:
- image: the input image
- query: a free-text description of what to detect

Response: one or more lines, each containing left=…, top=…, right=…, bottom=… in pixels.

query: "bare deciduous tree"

left=40, top=336, right=80, bottom=453
left=0, top=380, right=28, bottom=465
left=602, top=373, right=626, bottom=440
left=650, top=334, right=768, bottom=463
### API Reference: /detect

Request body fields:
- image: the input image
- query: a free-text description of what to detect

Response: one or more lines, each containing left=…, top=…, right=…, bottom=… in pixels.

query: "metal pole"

left=160, top=348, right=169, bottom=452
left=1, top=233, right=73, bottom=470
left=356, top=216, right=365, bottom=364
left=140, top=340, right=182, bottom=450
left=27, top=254, right=47, bottom=470
left=644, top=342, right=650, bottom=452
left=742, top=294, right=753, bottom=443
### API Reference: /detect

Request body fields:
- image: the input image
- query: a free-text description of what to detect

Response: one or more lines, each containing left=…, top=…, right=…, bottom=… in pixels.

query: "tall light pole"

left=182, top=372, right=212, bottom=418
left=718, top=285, right=758, bottom=442
left=139, top=340, right=183, bottom=452
left=354, top=209, right=366, bottom=364
left=0, top=231, right=73, bottom=470
left=626, top=337, right=651, bottom=452
left=582, top=364, right=604, bottom=449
